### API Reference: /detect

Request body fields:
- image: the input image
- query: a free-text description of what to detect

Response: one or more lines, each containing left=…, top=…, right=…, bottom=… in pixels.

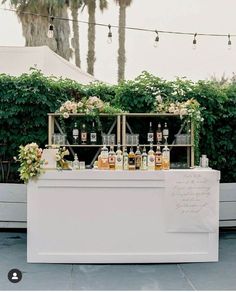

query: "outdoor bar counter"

left=27, top=169, right=220, bottom=263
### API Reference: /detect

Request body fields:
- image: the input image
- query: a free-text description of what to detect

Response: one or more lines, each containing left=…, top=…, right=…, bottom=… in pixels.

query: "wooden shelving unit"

left=48, top=112, right=194, bottom=167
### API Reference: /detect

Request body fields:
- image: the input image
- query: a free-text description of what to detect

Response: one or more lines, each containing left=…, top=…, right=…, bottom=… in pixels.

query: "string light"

left=228, top=34, right=232, bottom=50
left=107, top=24, right=112, bottom=44
left=153, top=30, right=159, bottom=48
left=47, top=16, right=54, bottom=38
left=1, top=7, right=236, bottom=49
left=192, top=33, right=197, bottom=50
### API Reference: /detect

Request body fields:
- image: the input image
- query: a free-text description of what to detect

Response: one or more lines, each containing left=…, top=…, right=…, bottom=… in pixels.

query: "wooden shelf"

left=56, top=144, right=192, bottom=148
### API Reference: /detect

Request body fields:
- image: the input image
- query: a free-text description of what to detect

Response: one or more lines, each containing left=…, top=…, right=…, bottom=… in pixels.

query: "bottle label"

left=73, top=129, right=79, bottom=136
left=135, top=156, right=141, bottom=168
left=147, top=133, right=154, bottom=142
left=128, top=157, right=135, bottom=165
left=123, top=157, right=129, bottom=169
left=142, top=157, right=148, bottom=169
left=156, top=132, right=162, bottom=141
left=155, top=155, right=162, bottom=165
left=163, top=129, right=169, bottom=136
left=116, top=156, right=122, bottom=163
left=90, top=133, right=97, bottom=142
left=148, top=155, right=155, bottom=165
left=108, top=156, right=115, bottom=164
left=81, top=133, right=87, bottom=141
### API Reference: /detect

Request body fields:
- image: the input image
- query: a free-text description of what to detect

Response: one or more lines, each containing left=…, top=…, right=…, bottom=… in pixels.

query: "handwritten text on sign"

left=165, top=171, right=218, bottom=232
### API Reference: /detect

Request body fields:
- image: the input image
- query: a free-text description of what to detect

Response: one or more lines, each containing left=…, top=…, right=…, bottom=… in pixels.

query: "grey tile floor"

left=0, top=229, right=235, bottom=290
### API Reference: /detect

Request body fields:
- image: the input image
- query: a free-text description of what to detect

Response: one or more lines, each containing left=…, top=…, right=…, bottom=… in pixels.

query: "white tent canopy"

left=0, top=46, right=96, bottom=84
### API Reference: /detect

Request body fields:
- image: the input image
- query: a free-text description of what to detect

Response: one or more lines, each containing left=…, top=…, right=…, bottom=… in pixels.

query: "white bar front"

left=27, top=169, right=220, bottom=263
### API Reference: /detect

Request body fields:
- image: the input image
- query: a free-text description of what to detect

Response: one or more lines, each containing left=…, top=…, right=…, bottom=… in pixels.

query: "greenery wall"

left=0, top=70, right=235, bottom=183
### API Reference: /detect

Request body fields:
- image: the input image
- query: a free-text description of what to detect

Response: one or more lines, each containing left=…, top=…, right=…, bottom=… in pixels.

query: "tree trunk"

left=117, top=3, right=126, bottom=82
left=71, top=1, right=81, bottom=67
left=16, top=3, right=72, bottom=61
left=87, top=0, right=96, bottom=75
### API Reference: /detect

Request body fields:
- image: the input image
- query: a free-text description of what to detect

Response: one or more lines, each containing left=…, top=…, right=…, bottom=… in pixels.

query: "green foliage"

left=0, top=70, right=235, bottom=183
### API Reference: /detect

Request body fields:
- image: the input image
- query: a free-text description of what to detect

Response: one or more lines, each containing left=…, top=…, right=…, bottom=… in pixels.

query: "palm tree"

left=70, top=0, right=83, bottom=67
left=6, top=0, right=72, bottom=61
left=114, top=0, right=133, bottom=83
left=84, top=0, right=108, bottom=75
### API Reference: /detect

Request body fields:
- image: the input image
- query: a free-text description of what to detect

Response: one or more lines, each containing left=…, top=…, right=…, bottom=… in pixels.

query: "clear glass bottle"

left=115, top=144, right=123, bottom=170
left=108, top=144, right=116, bottom=170
left=72, top=122, right=79, bottom=144
left=123, top=147, right=129, bottom=170
left=141, top=146, right=148, bottom=170
left=156, top=122, right=162, bottom=144
left=148, top=143, right=155, bottom=171
left=128, top=146, right=136, bottom=170
left=90, top=122, right=97, bottom=145
left=162, top=144, right=170, bottom=170
left=72, top=154, right=79, bottom=170
left=81, top=124, right=87, bottom=145
left=163, top=122, right=169, bottom=144
left=155, top=144, right=162, bottom=170
left=135, top=144, right=142, bottom=170
left=147, top=122, right=154, bottom=143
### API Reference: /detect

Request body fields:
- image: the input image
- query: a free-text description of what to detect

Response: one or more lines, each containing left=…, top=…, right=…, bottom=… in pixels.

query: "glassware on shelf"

left=175, top=134, right=191, bottom=144
left=126, top=134, right=139, bottom=145
left=79, top=161, right=85, bottom=170
left=52, top=133, right=66, bottom=145
left=102, top=134, right=116, bottom=146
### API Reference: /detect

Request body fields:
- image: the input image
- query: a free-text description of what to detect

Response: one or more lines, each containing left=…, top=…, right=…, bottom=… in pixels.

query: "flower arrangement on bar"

left=17, top=143, right=44, bottom=183
left=56, top=147, right=70, bottom=169
left=58, top=96, right=123, bottom=118
left=155, top=96, right=203, bottom=122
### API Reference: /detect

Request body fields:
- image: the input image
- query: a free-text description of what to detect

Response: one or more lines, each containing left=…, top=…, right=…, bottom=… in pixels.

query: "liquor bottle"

left=81, top=124, right=87, bottom=145
left=148, top=143, right=155, bottom=171
left=123, top=147, right=129, bottom=170
left=100, top=145, right=109, bottom=170
left=128, top=146, right=136, bottom=170
left=147, top=122, right=154, bottom=143
left=72, top=153, right=79, bottom=170
left=162, top=144, right=170, bottom=170
left=108, top=144, right=116, bottom=170
left=72, top=122, right=79, bottom=144
left=115, top=144, right=123, bottom=170
left=156, top=123, right=162, bottom=144
left=90, top=122, right=97, bottom=145
left=163, top=122, right=169, bottom=143
left=141, top=146, right=148, bottom=170
left=135, top=144, right=142, bottom=170
left=155, top=144, right=162, bottom=170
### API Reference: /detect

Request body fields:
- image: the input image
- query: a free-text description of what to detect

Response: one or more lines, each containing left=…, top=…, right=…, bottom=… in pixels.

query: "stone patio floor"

left=0, top=229, right=236, bottom=290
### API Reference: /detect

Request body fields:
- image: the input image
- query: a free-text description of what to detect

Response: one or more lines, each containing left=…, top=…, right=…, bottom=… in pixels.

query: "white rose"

left=180, top=108, right=188, bottom=115
left=174, top=109, right=180, bottom=115
left=77, top=101, right=83, bottom=108
left=63, top=112, right=69, bottom=119
left=168, top=106, right=175, bottom=113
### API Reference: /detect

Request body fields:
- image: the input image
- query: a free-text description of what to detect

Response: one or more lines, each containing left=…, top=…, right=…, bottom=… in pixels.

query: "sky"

left=0, top=0, right=236, bottom=84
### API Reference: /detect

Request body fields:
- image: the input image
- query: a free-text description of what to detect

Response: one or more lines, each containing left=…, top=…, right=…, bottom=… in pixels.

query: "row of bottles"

left=97, top=144, right=170, bottom=171
left=72, top=122, right=97, bottom=145
left=147, top=122, right=169, bottom=144
left=72, top=121, right=169, bottom=145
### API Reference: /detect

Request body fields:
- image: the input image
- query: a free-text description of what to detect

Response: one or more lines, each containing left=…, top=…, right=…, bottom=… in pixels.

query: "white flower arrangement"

left=58, top=96, right=122, bottom=118
left=17, top=143, right=44, bottom=183
left=156, top=98, right=203, bottom=122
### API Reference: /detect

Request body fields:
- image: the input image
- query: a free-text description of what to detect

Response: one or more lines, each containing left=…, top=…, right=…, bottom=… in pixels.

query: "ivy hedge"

left=0, top=70, right=235, bottom=183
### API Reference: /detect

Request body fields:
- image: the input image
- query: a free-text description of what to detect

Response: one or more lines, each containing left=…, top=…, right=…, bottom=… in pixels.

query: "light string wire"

left=1, top=7, right=236, bottom=38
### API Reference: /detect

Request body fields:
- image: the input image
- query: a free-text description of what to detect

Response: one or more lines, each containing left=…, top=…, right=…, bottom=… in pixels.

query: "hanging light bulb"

left=192, top=33, right=197, bottom=50
left=153, top=30, right=159, bottom=48
left=47, top=16, right=54, bottom=38
left=228, top=34, right=232, bottom=50
left=107, top=24, right=112, bottom=44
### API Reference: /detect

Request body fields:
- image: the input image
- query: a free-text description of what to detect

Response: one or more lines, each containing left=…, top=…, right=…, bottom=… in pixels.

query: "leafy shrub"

left=0, top=70, right=235, bottom=182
